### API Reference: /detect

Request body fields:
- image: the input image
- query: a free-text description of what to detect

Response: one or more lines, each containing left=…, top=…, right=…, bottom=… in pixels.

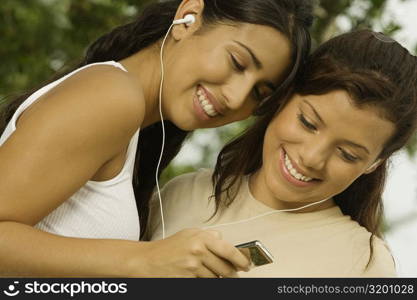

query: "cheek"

left=189, top=46, right=230, bottom=80
left=269, top=117, right=301, bottom=144
left=204, top=63, right=230, bottom=84
left=262, top=128, right=282, bottom=165
left=325, top=161, right=364, bottom=194
left=171, top=59, right=229, bottom=92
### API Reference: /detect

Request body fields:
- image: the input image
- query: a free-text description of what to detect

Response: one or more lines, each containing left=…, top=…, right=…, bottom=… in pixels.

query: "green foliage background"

left=1, top=0, right=416, bottom=190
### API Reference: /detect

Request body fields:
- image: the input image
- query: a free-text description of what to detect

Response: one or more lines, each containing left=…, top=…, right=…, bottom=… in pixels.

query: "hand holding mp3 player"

left=235, top=240, right=274, bottom=267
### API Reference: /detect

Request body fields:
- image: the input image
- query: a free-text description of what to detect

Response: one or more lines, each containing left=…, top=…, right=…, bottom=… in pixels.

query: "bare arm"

left=0, top=66, right=145, bottom=277
left=0, top=66, right=250, bottom=277
left=0, top=221, right=146, bottom=277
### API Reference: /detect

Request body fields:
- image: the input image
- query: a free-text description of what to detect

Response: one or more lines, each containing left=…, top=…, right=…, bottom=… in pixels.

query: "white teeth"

left=197, top=87, right=219, bottom=117
left=284, top=153, right=313, bottom=182
left=205, top=106, right=215, bottom=114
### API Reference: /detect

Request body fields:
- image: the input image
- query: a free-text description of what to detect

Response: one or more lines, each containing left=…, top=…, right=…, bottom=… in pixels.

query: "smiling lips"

left=196, top=85, right=222, bottom=118
left=280, top=148, right=320, bottom=187
left=284, top=152, right=313, bottom=182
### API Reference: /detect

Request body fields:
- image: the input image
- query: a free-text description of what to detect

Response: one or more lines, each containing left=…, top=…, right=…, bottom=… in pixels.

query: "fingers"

left=195, top=265, right=219, bottom=278
left=202, top=253, right=238, bottom=278
left=204, top=237, right=251, bottom=272
left=165, top=228, right=251, bottom=277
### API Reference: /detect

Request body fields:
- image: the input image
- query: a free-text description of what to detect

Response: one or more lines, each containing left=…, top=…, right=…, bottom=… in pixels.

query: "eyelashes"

left=230, top=54, right=245, bottom=72
left=230, top=54, right=269, bottom=102
left=338, top=148, right=358, bottom=162
left=297, top=113, right=317, bottom=131
left=297, top=113, right=359, bottom=162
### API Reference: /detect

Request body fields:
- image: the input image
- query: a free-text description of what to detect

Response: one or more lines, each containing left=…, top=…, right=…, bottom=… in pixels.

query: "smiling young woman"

left=129, top=22, right=292, bottom=130
left=251, top=91, right=395, bottom=211
left=0, top=0, right=314, bottom=277
left=146, top=29, right=417, bottom=277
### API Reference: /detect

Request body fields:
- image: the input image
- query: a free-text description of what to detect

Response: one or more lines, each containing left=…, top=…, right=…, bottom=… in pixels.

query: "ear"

left=171, top=0, right=204, bottom=41
left=363, top=159, right=383, bottom=174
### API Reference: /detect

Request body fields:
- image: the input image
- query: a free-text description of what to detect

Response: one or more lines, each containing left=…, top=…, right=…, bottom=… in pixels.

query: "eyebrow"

left=302, top=99, right=370, bottom=154
left=303, top=99, right=325, bottom=125
left=342, top=140, right=370, bottom=154
left=233, top=40, right=276, bottom=91
left=233, top=40, right=262, bottom=69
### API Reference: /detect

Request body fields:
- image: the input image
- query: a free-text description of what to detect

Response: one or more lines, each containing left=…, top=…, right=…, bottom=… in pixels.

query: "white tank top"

left=0, top=61, right=140, bottom=241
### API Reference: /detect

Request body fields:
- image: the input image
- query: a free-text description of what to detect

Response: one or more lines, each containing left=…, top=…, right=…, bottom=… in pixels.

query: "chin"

left=172, top=120, right=197, bottom=131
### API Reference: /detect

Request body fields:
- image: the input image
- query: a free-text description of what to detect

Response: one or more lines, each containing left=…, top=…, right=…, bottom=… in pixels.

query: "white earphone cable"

left=202, top=197, right=331, bottom=230
left=155, top=16, right=330, bottom=240
left=155, top=23, right=174, bottom=240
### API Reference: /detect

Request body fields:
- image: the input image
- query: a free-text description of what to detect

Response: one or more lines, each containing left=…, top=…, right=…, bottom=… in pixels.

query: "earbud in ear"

left=173, top=14, right=196, bottom=26
left=365, top=159, right=382, bottom=173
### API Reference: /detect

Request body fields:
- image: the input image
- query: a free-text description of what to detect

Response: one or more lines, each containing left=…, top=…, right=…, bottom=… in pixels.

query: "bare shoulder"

left=66, top=64, right=146, bottom=128
left=18, top=63, right=145, bottom=135
left=0, top=64, right=145, bottom=225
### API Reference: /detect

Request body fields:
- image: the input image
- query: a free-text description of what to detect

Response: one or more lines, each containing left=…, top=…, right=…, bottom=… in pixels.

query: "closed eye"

left=230, top=54, right=245, bottom=72
left=338, top=148, right=359, bottom=162
left=297, top=113, right=317, bottom=131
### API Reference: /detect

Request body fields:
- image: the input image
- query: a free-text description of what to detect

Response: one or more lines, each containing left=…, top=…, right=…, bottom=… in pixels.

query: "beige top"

left=147, top=169, right=396, bottom=277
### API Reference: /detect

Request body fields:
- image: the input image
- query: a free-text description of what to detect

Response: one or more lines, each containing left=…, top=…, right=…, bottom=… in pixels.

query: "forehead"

left=206, top=23, right=292, bottom=76
left=290, top=91, right=396, bottom=154
left=233, top=23, right=291, bottom=57
left=227, top=23, right=291, bottom=50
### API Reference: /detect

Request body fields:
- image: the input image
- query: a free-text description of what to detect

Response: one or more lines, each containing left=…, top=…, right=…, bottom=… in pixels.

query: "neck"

left=119, top=43, right=165, bottom=128
left=248, top=170, right=336, bottom=213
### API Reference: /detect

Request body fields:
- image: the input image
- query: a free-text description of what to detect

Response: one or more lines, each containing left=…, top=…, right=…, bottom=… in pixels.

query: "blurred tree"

left=0, top=0, right=152, bottom=98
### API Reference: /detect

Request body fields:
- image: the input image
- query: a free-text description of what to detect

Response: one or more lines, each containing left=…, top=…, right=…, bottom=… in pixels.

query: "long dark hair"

left=0, top=0, right=314, bottom=238
left=213, top=30, right=417, bottom=267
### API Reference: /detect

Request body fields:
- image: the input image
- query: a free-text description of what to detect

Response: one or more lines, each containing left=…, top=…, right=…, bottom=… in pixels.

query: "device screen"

left=235, top=240, right=274, bottom=267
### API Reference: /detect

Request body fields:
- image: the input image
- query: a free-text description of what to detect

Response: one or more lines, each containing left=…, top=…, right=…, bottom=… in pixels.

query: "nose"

left=298, top=137, right=329, bottom=171
left=222, top=76, right=255, bottom=110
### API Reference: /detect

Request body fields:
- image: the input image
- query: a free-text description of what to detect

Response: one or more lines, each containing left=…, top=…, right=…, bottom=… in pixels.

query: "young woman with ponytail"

left=147, top=30, right=417, bottom=277
left=0, top=0, right=313, bottom=277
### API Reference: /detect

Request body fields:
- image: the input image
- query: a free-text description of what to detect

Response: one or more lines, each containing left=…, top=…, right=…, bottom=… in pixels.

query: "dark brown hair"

left=0, top=0, right=313, bottom=238
left=212, top=29, right=417, bottom=267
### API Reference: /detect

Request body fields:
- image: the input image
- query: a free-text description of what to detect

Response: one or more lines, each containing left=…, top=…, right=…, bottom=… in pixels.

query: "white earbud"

left=365, top=159, right=382, bottom=173
left=172, top=14, right=196, bottom=26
